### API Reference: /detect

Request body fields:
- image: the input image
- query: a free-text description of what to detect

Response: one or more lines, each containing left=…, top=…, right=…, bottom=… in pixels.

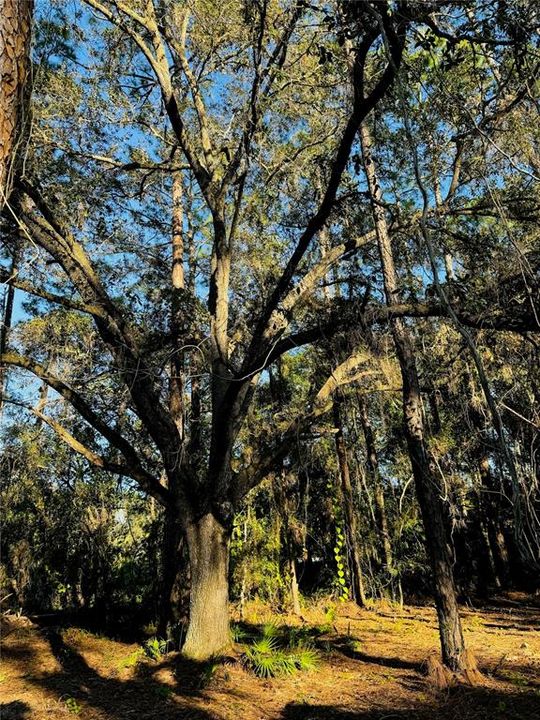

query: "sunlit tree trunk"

left=289, top=557, right=302, bottom=616
left=0, top=0, right=33, bottom=208
left=0, top=251, right=17, bottom=414
left=182, top=512, right=230, bottom=660
left=0, top=0, right=33, bottom=412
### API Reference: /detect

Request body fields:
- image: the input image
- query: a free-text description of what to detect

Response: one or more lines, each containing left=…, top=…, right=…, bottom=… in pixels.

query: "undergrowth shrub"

left=240, top=622, right=319, bottom=678
left=143, top=636, right=169, bottom=660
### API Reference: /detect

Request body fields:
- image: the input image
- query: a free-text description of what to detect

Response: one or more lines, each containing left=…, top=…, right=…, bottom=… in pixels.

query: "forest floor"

left=1, top=594, right=539, bottom=720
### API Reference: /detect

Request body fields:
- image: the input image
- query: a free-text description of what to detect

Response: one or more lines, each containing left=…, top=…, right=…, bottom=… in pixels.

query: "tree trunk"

left=157, top=509, right=186, bottom=641
left=478, top=456, right=510, bottom=586
left=333, top=397, right=367, bottom=607
left=471, top=485, right=500, bottom=595
left=357, top=394, right=393, bottom=572
left=182, top=512, right=231, bottom=660
left=289, top=558, right=302, bottom=616
left=0, top=0, right=33, bottom=208
left=360, top=123, right=466, bottom=671
left=0, top=251, right=18, bottom=415
left=407, top=430, right=466, bottom=670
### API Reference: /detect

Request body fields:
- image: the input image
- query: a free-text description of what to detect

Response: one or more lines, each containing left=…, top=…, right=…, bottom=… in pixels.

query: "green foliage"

left=230, top=494, right=287, bottom=606
left=241, top=623, right=319, bottom=679
left=327, top=480, right=350, bottom=602
left=0, top=420, right=161, bottom=616
left=230, top=623, right=253, bottom=643
left=118, top=648, right=144, bottom=669
left=64, top=697, right=82, bottom=715
left=143, top=637, right=169, bottom=660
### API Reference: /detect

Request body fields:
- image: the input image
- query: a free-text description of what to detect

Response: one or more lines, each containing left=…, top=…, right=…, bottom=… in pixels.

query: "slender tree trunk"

left=361, top=123, right=466, bottom=671
left=289, top=557, right=302, bottom=616
left=0, top=251, right=18, bottom=415
left=0, top=0, right=33, bottom=208
left=357, top=394, right=393, bottom=572
left=159, top=171, right=188, bottom=639
left=478, top=455, right=510, bottom=586
left=274, top=471, right=304, bottom=616
left=333, top=396, right=367, bottom=607
left=472, top=485, right=500, bottom=595
left=182, top=512, right=231, bottom=660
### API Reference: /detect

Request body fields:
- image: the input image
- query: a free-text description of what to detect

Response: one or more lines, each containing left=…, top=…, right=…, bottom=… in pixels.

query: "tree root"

left=425, top=650, right=482, bottom=690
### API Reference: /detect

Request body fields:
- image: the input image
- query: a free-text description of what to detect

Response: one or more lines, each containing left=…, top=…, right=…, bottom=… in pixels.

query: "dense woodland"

left=1, top=0, right=540, bottom=708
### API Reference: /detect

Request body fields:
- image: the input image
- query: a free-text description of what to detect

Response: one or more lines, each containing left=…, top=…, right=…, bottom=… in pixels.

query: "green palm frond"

left=261, top=621, right=282, bottom=639
left=242, top=626, right=319, bottom=678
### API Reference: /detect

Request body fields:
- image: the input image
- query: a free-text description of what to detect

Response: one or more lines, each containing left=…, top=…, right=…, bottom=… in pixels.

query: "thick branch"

left=245, top=21, right=406, bottom=364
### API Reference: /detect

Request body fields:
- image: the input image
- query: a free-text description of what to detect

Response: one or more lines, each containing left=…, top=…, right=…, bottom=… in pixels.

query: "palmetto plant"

left=241, top=623, right=319, bottom=678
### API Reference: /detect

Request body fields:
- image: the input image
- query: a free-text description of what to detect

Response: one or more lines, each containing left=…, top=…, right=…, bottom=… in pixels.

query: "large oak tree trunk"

left=182, top=512, right=231, bottom=660
left=361, top=124, right=466, bottom=672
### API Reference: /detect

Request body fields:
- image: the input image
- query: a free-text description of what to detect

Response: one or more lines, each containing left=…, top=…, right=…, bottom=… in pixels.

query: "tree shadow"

left=490, top=661, right=540, bottom=690
left=230, top=620, right=424, bottom=671
left=0, top=701, right=31, bottom=720
left=26, top=627, right=222, bottom=720
left=328, top=635, right=423, bottom=671
left=31, top=606, right=153, bottom=644
left=280, top=686, right=540, bottom=720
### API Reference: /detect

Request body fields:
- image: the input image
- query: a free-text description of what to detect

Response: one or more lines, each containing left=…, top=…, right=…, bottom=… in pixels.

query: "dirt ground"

left=1, top=595, right=539, bottom=720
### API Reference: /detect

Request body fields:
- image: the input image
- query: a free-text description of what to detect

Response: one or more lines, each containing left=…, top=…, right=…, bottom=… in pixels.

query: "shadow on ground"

left=23, top=627, right=218, bottom=720
left=280, top=689, right=540, bottom=720
left=6, top=614, right=540, bottom=720
left=0, top=701, right=32, bottom=720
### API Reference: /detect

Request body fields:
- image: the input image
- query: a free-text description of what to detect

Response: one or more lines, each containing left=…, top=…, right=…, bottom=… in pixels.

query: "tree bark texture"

left=181, top=513, right=230, bottom=660
left=0, top=0, right=33, bottom=208
left=157, top=509, right=186, bottom=641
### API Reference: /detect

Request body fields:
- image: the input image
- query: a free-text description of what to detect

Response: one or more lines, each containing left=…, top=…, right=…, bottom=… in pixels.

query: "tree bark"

left=289, top=557, right=302, bottom=616
left=0, top=251, right=18, bottom=415
left=182, top=512, right=231, bottom=660
left=478, top=455, right=510, bottom=586
left=333, top=396, right=367, bottom=607
left=0, top=0, right=33, bottom=208
left=157, top=509, right=186, bottom=641
left=360, top=123, right=466, bottom=671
